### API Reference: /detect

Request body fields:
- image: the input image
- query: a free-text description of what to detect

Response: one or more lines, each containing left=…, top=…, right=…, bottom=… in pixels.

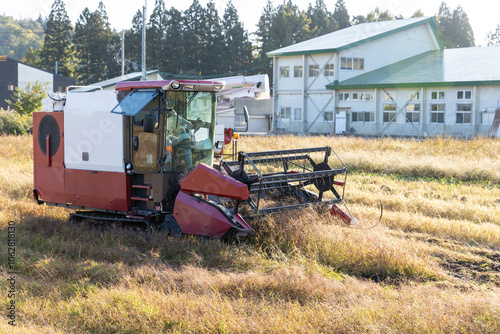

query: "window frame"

left=431, top=90, right=445, bottom=101
left=324, top=64, right=334, bottom=76
left=382, top=103, right=397, bottom=123
left=456, top=103, right=472, bottom=124
left=294, top=65, right=303, bottom=78
left=457, top=90, right=472, bottom=100
left=324, top=110, right=334, bottom=122
left=280, top=106, right=291, bottom=120
left=352, top=111, right=374, bottom=123
left=405, top=103, right=420, bottom=123
left=279, top=66, right=290, bottom=79
left=430, top=103, right=445, bottom=124
left=340, top=57, right=365, bottom=71
left=338, top=92, right=350, bottom=101
left=308, top=64, right=319, bottom=77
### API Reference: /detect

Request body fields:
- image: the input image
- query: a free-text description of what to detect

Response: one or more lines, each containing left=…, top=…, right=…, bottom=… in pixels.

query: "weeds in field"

left=1, top=134, right=500, bottom=333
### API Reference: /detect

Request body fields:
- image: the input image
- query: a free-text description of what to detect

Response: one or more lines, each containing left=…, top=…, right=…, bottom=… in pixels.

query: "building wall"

left=18, top=63, right=53, bottom=89
left=272, top=22, right=440, bottom=135
left=0, top=59, right=18, bottom=109
left=342, top=85, right=500, bottom=137
left=338, top=24, right=438, bottom=82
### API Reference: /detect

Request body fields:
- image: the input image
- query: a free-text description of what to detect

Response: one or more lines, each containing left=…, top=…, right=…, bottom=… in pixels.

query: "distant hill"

left=0, top=15, right=45, bottom=61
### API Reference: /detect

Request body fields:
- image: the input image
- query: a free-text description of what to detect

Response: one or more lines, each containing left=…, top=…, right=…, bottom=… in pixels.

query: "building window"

left=7, top=84, right=14, bottom=91
left=280, top=66, right=289, bottom=79
left=294, top=108, right=302, bottom=121
left=431, top=91, right=445, bottom=100
left=324, top=110, right=334, bottom=122
left=407, top=91, right=420, bottom=100
left=406, top=103, right=420, bottom=123
left=340, top=57, right=364, bottom=70
left=352, top=111, right=374, bottom=123
left=309, top=65, right=319, bottom=77
left=383, top=104, right=397, bottom=122
left=457, top=90, right=472, bottom=100
left=351, top=92, right=374, bottom=101
left=384, top=91, right=396, bottom=101
left=338, top=93, right=350, bottom=101
left=430, top=104, right=445, bottom=123
left=294, top=66, right=302, bottom=78
left=324, top=64, right=334, bottom=76
left=280, top=107, right=291, bottom=119
left=456, top=103, right=472, bottom=124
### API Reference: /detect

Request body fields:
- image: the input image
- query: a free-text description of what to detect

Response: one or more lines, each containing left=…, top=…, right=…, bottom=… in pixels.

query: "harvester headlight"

left=126, top=163, right=134, bottom=174
left=170, top=81, right=181, bottom=90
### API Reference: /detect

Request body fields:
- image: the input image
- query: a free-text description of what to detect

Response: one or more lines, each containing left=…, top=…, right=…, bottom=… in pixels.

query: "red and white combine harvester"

left=33, top=80, right=359, bottom=239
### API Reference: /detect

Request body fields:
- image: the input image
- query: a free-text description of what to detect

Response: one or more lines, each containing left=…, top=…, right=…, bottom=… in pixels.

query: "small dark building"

left=0, top=57, right=76, bottom=109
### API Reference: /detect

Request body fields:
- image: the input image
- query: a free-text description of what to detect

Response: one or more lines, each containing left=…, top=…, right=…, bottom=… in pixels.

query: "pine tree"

left=39, top=0, right=74, bottom=77
left=203, top=0, right=223, bottom=75
left=163, top=7, right=184, bottom=75
left=437, top=2, right=474, bottom=48
left=221, top=0, right=253, bottom=74
left=450, top=5, right=474, bottom=47
left=333, top=0, right=350, bottom=29
left=182, top=0, right=207, bottom=75
left=256, top=0, right=275, bottom=61
left=125, top=10, right=143, bottom=72
left=352, top=7, right=394, bottom=25
left=487, top=25, right=500, bottom=46
left=147, top=0, right=168, bottom=71
left=74, top=7, right=109, bottom=84
left=307, top=0, right=337, bottom=38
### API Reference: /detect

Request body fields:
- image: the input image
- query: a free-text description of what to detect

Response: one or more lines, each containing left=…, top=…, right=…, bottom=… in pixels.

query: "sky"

left=2, top=0, right=498, bottom=46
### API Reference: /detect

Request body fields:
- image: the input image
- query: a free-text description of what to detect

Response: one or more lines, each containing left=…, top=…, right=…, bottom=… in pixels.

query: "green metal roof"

left=326, top=46, right=500, bottom=89
left=267, top=17, right=441, bottom=57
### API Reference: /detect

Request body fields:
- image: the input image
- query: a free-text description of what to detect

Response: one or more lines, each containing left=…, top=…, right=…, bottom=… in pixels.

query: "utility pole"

left=141, top=1, right=147, bottom=81
left=121, top=30, right=125, bottom=76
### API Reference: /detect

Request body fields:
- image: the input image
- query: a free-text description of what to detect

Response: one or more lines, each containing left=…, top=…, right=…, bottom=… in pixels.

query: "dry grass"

left=1, top=134, right=500, bottom=333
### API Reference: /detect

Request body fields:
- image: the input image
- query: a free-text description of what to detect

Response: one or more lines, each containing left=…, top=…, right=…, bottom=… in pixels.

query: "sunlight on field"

left=1, top=134, right=500, bottom=333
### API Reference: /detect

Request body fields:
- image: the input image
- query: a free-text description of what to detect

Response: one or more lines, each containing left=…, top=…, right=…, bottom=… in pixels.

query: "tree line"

left=5, top=0, right=485, bottom=86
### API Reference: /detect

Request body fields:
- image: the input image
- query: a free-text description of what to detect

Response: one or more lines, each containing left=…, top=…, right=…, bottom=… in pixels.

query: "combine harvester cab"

left=33, top=80, right=359, bottom=240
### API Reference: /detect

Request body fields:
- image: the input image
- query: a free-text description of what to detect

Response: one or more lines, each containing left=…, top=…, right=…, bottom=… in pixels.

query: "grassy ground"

left=1, top=134, right=500, bottom=333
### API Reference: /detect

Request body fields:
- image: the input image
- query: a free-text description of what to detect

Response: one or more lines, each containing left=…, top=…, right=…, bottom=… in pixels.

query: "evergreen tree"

left=307, top=0, right=337, bottom=38
left=163, top=7, right=184, bottom=75
left=411, top=9, right=425, bottom=18
left=203, top=0, right=223, bottom=75
left=270, top=0, right=311, bottom=50
left=182, top=0, right=207, bottom=75
left=450, top=5, right=474, bottom=47
left=487, top=25, right=500, bottom=46
left=147, top=0, right=168, bottom=71
left=333, top=0, right=350, bottom=29
left=39, top=0, right=74, bottom=77
left=74, top=7, right=109, bottom=84
left=221, top=0, right=253, bottom=74
left=124, top=10, right=143, bottom=72
left=256, top=0, right=275, bottom=61
left=437, top=2, right=474, bottom=48
left=352, top=7, right=394, bottom=25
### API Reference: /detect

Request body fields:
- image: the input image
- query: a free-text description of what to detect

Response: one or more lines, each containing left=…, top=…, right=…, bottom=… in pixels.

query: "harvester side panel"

left=64, top=169, right=131, bottom=211
left=33, top=112, right=66, bottom=203
left=63, top=91, right=125, bottom=173
left=180, top=163, right=249, bottom=200
left=173, top=191, right=252, bottom=238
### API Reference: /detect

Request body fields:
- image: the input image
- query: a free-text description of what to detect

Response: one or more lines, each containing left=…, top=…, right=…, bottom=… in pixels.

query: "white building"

left=267, top=17, right=500, bottom=137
